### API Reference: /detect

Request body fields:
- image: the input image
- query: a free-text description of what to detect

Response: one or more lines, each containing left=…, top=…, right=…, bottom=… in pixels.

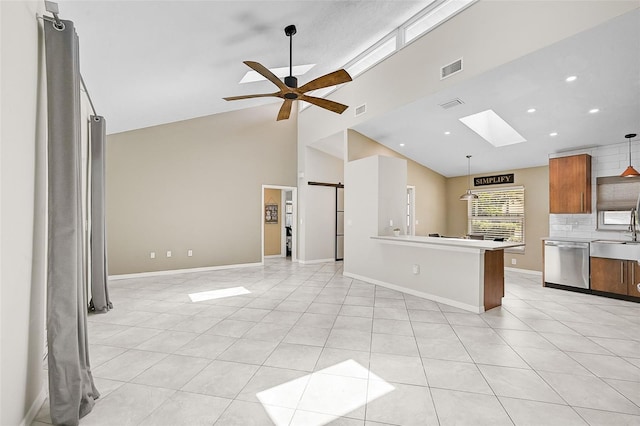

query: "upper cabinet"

left=549, top=154, right=592, bottom=214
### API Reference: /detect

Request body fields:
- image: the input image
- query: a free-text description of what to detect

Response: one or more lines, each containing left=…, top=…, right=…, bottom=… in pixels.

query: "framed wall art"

left=265, top=204, right=278, bottom=224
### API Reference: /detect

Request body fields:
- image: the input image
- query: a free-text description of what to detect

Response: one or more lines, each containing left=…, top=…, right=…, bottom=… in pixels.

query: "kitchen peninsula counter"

left=346, top=235, right=525, bottom=313
left=372, top=235, right=525, bottom=251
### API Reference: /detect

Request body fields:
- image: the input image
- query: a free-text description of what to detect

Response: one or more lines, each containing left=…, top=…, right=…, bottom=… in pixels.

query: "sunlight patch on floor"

left=188, top=286, right=251, bottom=302
left=256, top=359, right=395, bottom=426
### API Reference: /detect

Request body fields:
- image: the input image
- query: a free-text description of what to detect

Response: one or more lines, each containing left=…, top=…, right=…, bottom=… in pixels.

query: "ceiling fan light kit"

left=224, top=24, right=352, bottom=121
left=620, top=133, right=639, bottom=177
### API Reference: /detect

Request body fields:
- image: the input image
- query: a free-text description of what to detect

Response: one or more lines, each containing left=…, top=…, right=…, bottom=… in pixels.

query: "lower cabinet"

left=629, top=261, right=640, bottom=297
left=591, top=257, right=640, bottom=297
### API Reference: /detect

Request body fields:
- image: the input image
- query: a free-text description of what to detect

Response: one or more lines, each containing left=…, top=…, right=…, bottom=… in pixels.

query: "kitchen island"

left=343, top=155, right=524, bottom=313
left=346, top=235, right=524, bottom=313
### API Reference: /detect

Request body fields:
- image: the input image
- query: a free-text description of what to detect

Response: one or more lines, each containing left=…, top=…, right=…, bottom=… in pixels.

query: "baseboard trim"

left=264, top=255, right=284, bottom=259
left=298, top=258, right=336, bottom=265
left=20, top=385, right=46, bottom=426
left=505, top=267, right=542, bottom=276
left=343, top=271, right=482, bottom=313
left=109, top=262, right=263, bottom=280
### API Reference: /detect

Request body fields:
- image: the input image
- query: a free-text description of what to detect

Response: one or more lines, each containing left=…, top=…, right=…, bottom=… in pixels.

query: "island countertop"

left=371, top=235, right=525, bottom=251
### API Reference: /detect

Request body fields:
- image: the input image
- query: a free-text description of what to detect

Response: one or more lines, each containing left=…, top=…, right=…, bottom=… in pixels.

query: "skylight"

left=240, top=64, right=315, bottom=84
left=188, top=286, right=251, bottom=302
left=459, top=109, right=526, bottom=147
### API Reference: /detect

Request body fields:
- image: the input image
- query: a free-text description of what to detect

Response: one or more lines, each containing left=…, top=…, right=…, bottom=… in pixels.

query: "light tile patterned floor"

left=33, top=259, right=640, bottom=426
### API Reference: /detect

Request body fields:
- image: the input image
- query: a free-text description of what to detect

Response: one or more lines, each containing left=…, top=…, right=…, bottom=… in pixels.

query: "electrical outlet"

left=166, top=250, right=172, bottom=258
left=412, top=264, right=420, bottom=275
left=511, top=258, right=517, bottom=265
left=188, top=249, right=193, bottom=257
left=389, top=219, right=393, bottom=226
left=150, top=252, right=156, bottom=259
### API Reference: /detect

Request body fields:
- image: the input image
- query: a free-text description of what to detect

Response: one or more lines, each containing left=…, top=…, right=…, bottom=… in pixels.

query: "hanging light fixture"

left=459, top=155, right=479, bottom=201
left=620, top=133, right=639, bottom=177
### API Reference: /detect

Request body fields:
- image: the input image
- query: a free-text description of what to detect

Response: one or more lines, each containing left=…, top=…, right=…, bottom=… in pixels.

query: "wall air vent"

left=439, top=98, right=464, bottom=110
left=441, top=58, right=463, bottom=80
left=355, top=103, right=367, bottom=117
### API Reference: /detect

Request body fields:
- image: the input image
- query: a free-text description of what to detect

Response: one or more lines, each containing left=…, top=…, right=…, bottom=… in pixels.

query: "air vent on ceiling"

left=355, top=103, right=367, bottom=117
left=439, top=98, right=464, bottom=110
left=441, top=58, right=463, bottom=80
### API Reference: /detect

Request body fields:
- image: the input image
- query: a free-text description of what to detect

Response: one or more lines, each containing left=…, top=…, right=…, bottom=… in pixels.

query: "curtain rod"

left=42, top=2, right=99, bottom=118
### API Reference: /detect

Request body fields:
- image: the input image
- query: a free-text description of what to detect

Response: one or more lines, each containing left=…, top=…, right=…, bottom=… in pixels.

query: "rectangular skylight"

left=459, top=109, right=526, bottom=147
left=405, top=0, right=475, bottom=43
left=240, top=64, right=315, bottom=84
left=188, top=286, right=251, bottom=302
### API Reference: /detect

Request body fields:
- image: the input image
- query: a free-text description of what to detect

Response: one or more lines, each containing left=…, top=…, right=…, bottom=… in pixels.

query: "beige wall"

left=446, top=166, right=549, bottom=272
left=106, top=103, right=297, bottom=274
left=347, top=130, right=447, bottom=236
left=264, top=188, right=282, bottom=256
left=1, top=1, right=47, bottom=424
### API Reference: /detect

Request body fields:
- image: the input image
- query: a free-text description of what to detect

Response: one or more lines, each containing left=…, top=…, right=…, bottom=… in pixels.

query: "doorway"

left=262, top=185, right=297, bottom=263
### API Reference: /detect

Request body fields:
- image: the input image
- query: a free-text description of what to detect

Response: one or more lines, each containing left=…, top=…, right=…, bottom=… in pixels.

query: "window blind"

left=468, top=186, right=525, bottom=244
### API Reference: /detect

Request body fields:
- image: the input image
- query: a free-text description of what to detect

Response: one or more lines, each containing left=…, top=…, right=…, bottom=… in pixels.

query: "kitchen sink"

left=591, top=240, right=640, bottom=260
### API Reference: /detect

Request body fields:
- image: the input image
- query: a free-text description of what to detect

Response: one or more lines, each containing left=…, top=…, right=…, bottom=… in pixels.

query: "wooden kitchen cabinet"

left=549, top=154, right=591, bottom=213
left=591, top=257, right=640, bottom=297
left=628, top=260, right=640, bottom=297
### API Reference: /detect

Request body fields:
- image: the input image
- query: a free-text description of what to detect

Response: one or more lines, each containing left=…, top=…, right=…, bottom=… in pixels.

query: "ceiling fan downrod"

left=284, top=24, right=298, bottom=89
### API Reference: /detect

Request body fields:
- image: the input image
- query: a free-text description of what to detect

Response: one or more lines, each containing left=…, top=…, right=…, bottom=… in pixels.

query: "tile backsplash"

left=548, top=140, right=640, bottom=241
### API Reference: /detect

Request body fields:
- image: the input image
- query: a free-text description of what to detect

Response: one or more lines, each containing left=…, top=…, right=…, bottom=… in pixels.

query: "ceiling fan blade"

left=298, top=69, right=352, bottom=93
left=244, top=61, right=288, bottom=91
left=300, top=94, right=349, bottom=114
left=223, top=92, right=281, bottom=101
left=277, top=99, right=293, bottom=121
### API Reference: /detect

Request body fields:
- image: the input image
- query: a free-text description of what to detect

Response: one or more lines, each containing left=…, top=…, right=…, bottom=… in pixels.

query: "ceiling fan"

left=223, top=24, right=352, bottom=121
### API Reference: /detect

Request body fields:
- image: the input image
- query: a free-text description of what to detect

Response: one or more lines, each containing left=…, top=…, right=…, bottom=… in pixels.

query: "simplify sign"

left=474, top=173, right=514, bottom=186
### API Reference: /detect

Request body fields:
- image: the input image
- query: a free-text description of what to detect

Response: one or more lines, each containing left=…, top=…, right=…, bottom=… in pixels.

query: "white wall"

left=344, top=155, right=407, bottom=273
left=0, top=1, right=47, bottom=424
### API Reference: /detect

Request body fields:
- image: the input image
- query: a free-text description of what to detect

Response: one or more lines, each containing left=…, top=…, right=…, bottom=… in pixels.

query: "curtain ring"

left=52, top=14, right=65, bottom=31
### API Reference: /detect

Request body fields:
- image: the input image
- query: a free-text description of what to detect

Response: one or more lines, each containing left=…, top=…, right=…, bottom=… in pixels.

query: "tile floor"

left=33, top=259, right=640, bottom=426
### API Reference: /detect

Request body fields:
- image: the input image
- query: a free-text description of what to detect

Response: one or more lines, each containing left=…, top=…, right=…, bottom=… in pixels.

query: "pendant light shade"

left=621, top=133, right=639, bottom=178
left=460, top=155, right=479, bottom=201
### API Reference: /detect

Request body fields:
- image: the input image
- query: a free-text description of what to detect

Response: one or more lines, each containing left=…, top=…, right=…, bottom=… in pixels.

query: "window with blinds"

left=468, top=186, right=524, bottom=248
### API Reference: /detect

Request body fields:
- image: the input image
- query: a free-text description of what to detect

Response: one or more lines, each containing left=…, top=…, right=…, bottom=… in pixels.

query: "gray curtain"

left=89, top=116, right=112, bottom=313
left=44, top=18, right=99, bottom=425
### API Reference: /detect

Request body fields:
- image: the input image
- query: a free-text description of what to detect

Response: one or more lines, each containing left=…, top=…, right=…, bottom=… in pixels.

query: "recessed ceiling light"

left=527, top=108, right=536, bottom=113
left=458, top=109, right=526, bottom=147
left=550, top=132, right=558, bottom=137
left=444, top=131, right=451, bottom=135
left=565, top=75, right=577, bottom=82
left=589, top=108, right=600, bottom=114
left=399, top=143, right=405, bottom=147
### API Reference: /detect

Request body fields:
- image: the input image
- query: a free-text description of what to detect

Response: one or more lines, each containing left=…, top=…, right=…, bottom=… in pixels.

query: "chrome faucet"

left=630, top=207, right=638, bottom=242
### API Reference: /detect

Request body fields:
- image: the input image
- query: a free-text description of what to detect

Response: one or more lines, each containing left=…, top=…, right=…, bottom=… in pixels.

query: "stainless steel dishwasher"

left=544, top=240, right=590, bottom=289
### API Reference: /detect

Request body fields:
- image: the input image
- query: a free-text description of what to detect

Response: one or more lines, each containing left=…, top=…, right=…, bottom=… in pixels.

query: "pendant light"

left=620, top=133, right=639, bottom=178
left=459, top=155, right=478, bottom=201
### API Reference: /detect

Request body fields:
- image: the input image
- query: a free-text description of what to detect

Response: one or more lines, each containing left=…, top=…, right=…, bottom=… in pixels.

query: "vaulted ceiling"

left=58, top=0, right=429, bottom=134
left=57, top=1, right=640, bottom=177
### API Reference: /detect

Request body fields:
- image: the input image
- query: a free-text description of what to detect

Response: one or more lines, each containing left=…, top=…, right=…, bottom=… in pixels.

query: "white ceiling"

left=56, top=1, right=639, bottom=178
left=353, top=8, right=640, bottom=177
left=57, top=0, right=429, bottom=134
